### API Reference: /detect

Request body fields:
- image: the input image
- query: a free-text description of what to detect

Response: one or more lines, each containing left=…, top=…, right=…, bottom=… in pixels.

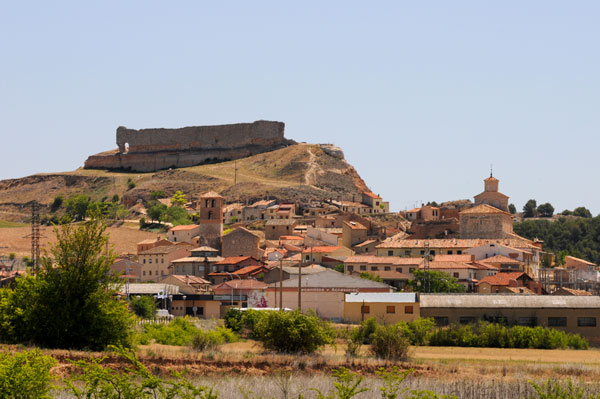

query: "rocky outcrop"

left=85, top=120, right=294, bottom=172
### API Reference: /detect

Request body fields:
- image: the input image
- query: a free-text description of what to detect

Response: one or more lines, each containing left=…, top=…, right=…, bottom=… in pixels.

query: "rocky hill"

left=0, top=143, right=370, bottom=222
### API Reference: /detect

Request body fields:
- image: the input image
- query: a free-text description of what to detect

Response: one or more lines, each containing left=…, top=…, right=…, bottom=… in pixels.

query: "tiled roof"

left=554, top=287, right=592, bottom=296
left=379, top=237, right=538, bottom=250
left=460, top=204, right=511, bottom=216
left=265, top=219, right=297, bottom=226
left=363, top=191, right=381, bottom=199
left=479, top=255, right=522, bottom=264
left=233, top=265, right=268, bottom=275
left=433, top=254, right=475, bottom=263
left=565, top=256, right=596, bottom=266
left=353, top=239, right=377, bottom=248
left=345, top=256, right=421, bottom=265
left=407, top=208, right=421, bottom=213
left=476, top=272, right=526, bottom=286
left=341, top=201, right=369, bottom=208
left=139, top=245, right=190, bottom=255
left=344, top=221, right=367, bottom=230
left=302, top=246, right=341, bottom=254
left=168, top=275, right=210, bottom=284
left=199, top=191, right=223, bottom=198
left=191, top=246, right=219, bottom=252
left=216, top=256, right=254, bottom=265
left=422, top=261, right=479, bottom=270
left=502, top=287, right=536, bottom=295
left=169, top=224, right=199, bottom=231
left=214, top=280, right=267, bottom=290
left=172, top=256, right=224, bottom=263
left=280, top=235, right=304, bottom=241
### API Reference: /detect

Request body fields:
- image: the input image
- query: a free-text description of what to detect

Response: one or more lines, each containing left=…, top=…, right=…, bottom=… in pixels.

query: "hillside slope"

left=0, top=144, right=370, bottom=221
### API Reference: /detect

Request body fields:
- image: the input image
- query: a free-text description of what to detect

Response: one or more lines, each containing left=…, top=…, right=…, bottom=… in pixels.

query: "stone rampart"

left=84, top=120, right=291, bottom=172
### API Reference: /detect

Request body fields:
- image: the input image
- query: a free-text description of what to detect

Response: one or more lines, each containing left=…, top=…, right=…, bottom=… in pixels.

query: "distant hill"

left=0, top=143, right=370, bottom=222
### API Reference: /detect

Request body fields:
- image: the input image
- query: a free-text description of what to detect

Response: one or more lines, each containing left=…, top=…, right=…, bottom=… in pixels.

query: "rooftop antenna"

left=490, top=164, right=493, bottom=178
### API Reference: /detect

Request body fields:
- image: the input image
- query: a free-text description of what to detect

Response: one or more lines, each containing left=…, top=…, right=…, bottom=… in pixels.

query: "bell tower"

left=197, top=191, right=224, bottom=249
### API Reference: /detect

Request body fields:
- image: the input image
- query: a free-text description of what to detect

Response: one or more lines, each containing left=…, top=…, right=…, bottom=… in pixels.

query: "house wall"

left=170, top=299, right=221, bottom=319
left=169, top=226, right=200, bottom=244
left=139, top=247, right=191, bottom=282
left=222, top=229, right=260, bottom=258
left=460, top=213, right=513, bottom=239
left=343, top=302, right=420, bottom=324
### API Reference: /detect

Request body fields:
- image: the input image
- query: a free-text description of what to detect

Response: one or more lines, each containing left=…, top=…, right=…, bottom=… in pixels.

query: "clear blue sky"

left=1, top=2, right=598, bottom=214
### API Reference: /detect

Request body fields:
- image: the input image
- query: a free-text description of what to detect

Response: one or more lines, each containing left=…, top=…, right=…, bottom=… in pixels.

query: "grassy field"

left=0, top=220, right=26, bottom=228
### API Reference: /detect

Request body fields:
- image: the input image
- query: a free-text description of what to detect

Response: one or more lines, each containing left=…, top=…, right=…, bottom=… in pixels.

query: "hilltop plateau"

left=0, top=143, right=371, bottom=222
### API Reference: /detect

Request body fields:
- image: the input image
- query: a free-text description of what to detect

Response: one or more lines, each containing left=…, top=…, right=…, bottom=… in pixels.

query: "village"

left=87, top=173, right=600, bottom=345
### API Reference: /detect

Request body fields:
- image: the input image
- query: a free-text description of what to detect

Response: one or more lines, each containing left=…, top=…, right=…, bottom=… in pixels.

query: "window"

left=273, top=226, right=276, bottom=230
left=371, top=266, right=379, bottom=271
left=434, top=316, right=449, bottom=326
left=459, top=316, right=476, bottom=324
left=578, top=317, right=597, bottom=327
left=360, top=265, right=366, bottom=271
left=409, top=267, right=415, bottom=273
left=447, top=250, right=453, bottom=255
left=431, top=250, right=436, bottom=256
left=361, top=305, right=370, bottom=314
left=420, top=250, right=425, bottom=255
left=453, top=272, right=459, bottom=278
left=305, top=255, right=310, bottom=261
left=161, top=258, right=164, bottom=263
left=155, top=271, right=158, bottom=276
left=388, top=250, right=393, bottom=256
left=143, top=271, right=146, bottom=276
left=384, top=266, right=391, bottom=271
left=347, top=266, right=354, bottom=272
left=396, top=267, right=403, bottom=273
left=457, top=250, right=462, bottom=255
left=174, top=237, right=177, bottom=242
left=143, top=259, right=146, bottom=264
left=548, top=317, right=567, bottom=327
left=518, top=317, right=537, bottom=327
left=149, top=259, right=152, bottom=264
left=386, top=305, right=395, bottom=314
left=404, top=250, right=411, bottom=256
left=404, top=305, right=413, bottom=314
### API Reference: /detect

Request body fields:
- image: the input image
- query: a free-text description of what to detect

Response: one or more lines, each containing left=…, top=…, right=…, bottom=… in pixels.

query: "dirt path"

left=304, top=146, right=319, bottom=186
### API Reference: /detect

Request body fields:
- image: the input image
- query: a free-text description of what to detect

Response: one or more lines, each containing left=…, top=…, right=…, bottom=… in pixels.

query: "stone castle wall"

left=84, top=120, right=291, bottom=172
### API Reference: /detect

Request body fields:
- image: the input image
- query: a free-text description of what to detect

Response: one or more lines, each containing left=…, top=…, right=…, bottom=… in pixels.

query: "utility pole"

left=424, top=241, right=431, bottom=293
left=30, top=201, right=41, bottom=271
left=234, top=160, right=237, bottom=185
left=279, top=258, right=283, bottom=310
left=298, top=256, right=303, bottom=311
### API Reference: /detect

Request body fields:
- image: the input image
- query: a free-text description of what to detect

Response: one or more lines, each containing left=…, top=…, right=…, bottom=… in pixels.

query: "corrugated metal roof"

left=345, top=293, right=417, bottom=303
left=269, top=270, right=391, bottom=289
left=123, top=284, right=180, bottom=295
left=420, top=294, right=600, bottom=309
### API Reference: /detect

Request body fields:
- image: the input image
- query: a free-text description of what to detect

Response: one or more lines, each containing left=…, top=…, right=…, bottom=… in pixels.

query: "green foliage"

left=399, top=317, right=436, bottom=346
left=0, top=349, right=57, bottom=399
left=51, top=195, right=64, bottom=212
left=191, top=326, right=238, bottom=351
left=66, top=345, right=218, bottom=399
left=405, top=391, right=457, bottom=399
left=359, top=272, right=383, bottom=282
left=171, top=190, right=187, bottom=207
left=140, top=317, right=198, bottom=346
left=108, top=202, right=129, bottom=220
left=514, top=216, right=600, bottom=264
left=130, top=296, right=157, bottom=319
left=312, top=368, right=369, bottom=399
left=150, top=191, right=167, bottom=200
left=376, top=366, right=412, bottom=399
left=370, top=323, right=410, bottom=360
left=8, top=252, right=15, bottom=260
left=0, top=218, right=133, bottom=350
left=538, top=203, right=555, bottom=218
left=164, top=205, right=193, bottom=226
left=65, top=194, right=91, bottom=221
left=428, top=322, right=588, bottom=350
left=147, top=202, right=167, bottom=223
left=408, top=270, right=466, bottom=293
left=508, top=203, right=517, bottom=214
left=334, top=263, right=345, bottom=273
left=523, top=199, right=538, bottom=218
left=528, top=379, right=600, bottom=399
left=111, top=194, right=120, bottom=203
left=127, top=178, right=136, bottom=190
left=573, top=207, right=593, bottom=218
left=253, top=310, right=335, bottom=353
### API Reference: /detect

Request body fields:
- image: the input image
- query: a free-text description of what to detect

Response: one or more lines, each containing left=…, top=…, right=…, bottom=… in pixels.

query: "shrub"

left=51, top=195, right=64, bottom=212
left=0, top=349, right=57, bottom=399
left=528, top=379, right=598, bottom=399
left=130, top=296, right=156, bottom=319
left=127, top=178, right=136, bottom=190
left=356, top=317, right=378, bottom=344
left=312, top=367, right=369, bottom=399
left=401, top=318, right=436, bottom=346
left=370, top=324, right=410, bottom=360
left=8, top=253, right=15, bottom=260
left=141, top=317, right=198, bottom=346
left=191, top=327, right=237, bottom=351
left=254, top=310, right=335, bottom=353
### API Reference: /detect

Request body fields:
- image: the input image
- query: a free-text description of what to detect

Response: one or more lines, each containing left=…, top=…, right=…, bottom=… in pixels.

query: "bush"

left=401, top=318, right=436, bottom=346
left=254, top=310, right=335, bottom=353
left=130, top=296, right=156, bottom=319
left=140, top=317, right=198, bottom=346
left=0, top=349, right=57, bottom=399
left=370, top=324, right=410, bottom=360
left=191, top=326, right=237, bottom=351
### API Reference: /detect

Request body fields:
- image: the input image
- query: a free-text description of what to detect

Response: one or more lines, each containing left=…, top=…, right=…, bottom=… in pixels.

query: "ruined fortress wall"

left=85, top=120, right=290, bottom=172
left=116, top=120, right=285, bottom=153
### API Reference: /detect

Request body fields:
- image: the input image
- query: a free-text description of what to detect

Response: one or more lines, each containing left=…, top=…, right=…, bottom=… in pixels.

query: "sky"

left=1, top=2, right=598, bottom=214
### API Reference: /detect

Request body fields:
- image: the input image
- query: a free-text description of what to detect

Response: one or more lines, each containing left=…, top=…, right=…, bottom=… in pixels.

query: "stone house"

left=168, top=225, right=200, bottom=244
left=473, top=175, right=509, bottom=212
left=342, top=221, right=367, bottom=248
left=223, top=203, right=244, bottom=224
left=170, top=246, right=223, bottom=279
left=208, top=256, right=263, bottom=284
left=265, top=219, right=297, bottom=240
left=476, top=272, right=543, bottom=294
left=158, top=274, right=211, bottom=295
left=197, top=191, right=223, bottom=249
left=137, top=237, right=172, bottom=253
left=110, top=258, right=143, bottom=282
left=242, top=199, right=276, bottom=221
left=302, top=246, right=353, bottom=264
left=343, top=293, right=419, bottom=324
left=459, top=204, right=514, bottom=239
left=361, top=192, right=390, bottom=214
left=138, top=244, right=192, bottom=282
left=222, top=227, right=262, bottom=259
left=352, top=239, right=379, bottom=254
left=565, top=256, right=597, bottom=272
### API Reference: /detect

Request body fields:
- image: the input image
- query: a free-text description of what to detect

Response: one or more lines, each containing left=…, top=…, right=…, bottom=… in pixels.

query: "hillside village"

left=21, top=171, right=593, bottom=345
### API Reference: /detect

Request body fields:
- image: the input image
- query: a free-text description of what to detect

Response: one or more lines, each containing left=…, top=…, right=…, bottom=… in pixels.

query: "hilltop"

left=0, top=143, right=370, bottom=222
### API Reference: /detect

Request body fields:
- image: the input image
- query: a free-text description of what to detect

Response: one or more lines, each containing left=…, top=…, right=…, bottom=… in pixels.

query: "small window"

left=384, top=266, right=391, bottom=271
left=409, top=267, right=415, bottom=273
left=404, top=250, right=411, bottom=256
left=143, top=259, right=146, bottom=264
left=162, top=258, right=164, bottom=263
left=143, top=271, right=146, bottom=276
left=459, top=316, right=476, bottom=324
left=431, top=250, right=436, bottom=256
left=155, top=271, right=158, bottom=276
left=149, top=259, right=152, bottom=264
left=434, top=316, right=448, bottom=326
left=404, top=305, right=414, bottom=314
left=361, top=305, right=370, bottom=314
left=360, top=265, right=366, bottom=271
left=518, top=317, right=537, bottom=327
left=388, top=250, right=393, bottom=256
left=371, top=266, right=379, bottom=271
left=453, top=272, right=459, bottom=278
left=386, top=305, right=395, bottom=314
left=548, top=317, right=567, bottom=327
left=457, top=250, right=462, bottom=255
left=396, top=267, right=403, bottom=273
left=347, top=266, right=354, bottom=272
left=420, top=250, right=425, bottom=255
left=447, top=250, right=453, bottom=255
left=174, top=237, right=177, bottom=242
left=578, top=317, right=596, bottom=327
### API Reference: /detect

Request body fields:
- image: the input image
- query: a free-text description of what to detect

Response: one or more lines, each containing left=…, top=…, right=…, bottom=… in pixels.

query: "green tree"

left=0, top=350, right=57, bottom=399
left=111, top=194, right=120, bottom=203
left=130, top=295, right=157, bottom=319
left=65, top=194, right=91, bottom=221
left=537, top=203, right=554, bottom=218
left=359, top=272, right=383, bottom=282
left=163, top=206, right=192, bottom=225
left=150, top=191, right=167, bottom=200
left=573, top=206, right=592, bottom=218
left=408, top=270, right=465, bottom=293
left=51, top=195, right=64, bottom=212
left=523, top=199, right=537, bottom=218
left=171, top=190, right=187, bottom=207
left=0, top=217, right=133, bottom=349
left=147, top=203, right=167, bottom=223
left=108, top=203, right=129, bottom=221
left=334, top=264, right=345, bottom=273
left=508, top=203, right=516, bottom=214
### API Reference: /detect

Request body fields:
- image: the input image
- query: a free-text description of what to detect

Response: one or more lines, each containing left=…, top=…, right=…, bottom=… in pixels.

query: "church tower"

left=197, top=191, right=224, bottom=249
left=473, top=173, right=509, bottom=212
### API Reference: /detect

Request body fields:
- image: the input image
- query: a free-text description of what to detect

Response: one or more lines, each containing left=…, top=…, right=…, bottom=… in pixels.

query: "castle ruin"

left=84, top=120, right=292, bottom=172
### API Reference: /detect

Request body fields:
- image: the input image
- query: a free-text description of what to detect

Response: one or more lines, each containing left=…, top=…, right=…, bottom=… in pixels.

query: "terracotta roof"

left=265, top=219, right=297, bottom=226
left=200, top=191, right=223, bottom=198
left=476, top=272, right=527, bottom=286
left=460, top=204, right=511, bottom=216
left=233, top=265, right=268, bottom=276
left=407, top=208, right=421, bottom=213
left=341, top=201, right=369, bottom=208
left=191, top=246, right=219, bottom=252
left=484, top=176, right=499, bottom=182
left=501, top=287, right=536, bottom=295
left=168, top=275, right=210, bottom=284
left=214, top=280, right=267, bottom=290
left=302, top=246, right=341, bottom=254
left=379, top=237, right=538, bottom=250
left=422, top=261, right=479, bottom=270
left=280, top=235, right=304, bottom=241
left=479, top=255, right=522, bottom=264
left=216, top=256, right=255, bottom=265
left=434, top=254, right=475, bottom=263
left=353, top=239, right=377, bottom=248
left=172, top=256, right=223, bottom=263
left=353, top=270, right=412, bottom=280
left=344, top=221, right=367, bottom=230
left=565, top=256, right=596, bottom=266
left=363, top=191, right=381, bottom=199
left=345, top=256, right=421, bottom=266
left=553, top=287, right=592, bottom=296
left=169, top=224, right=199, bottom=231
